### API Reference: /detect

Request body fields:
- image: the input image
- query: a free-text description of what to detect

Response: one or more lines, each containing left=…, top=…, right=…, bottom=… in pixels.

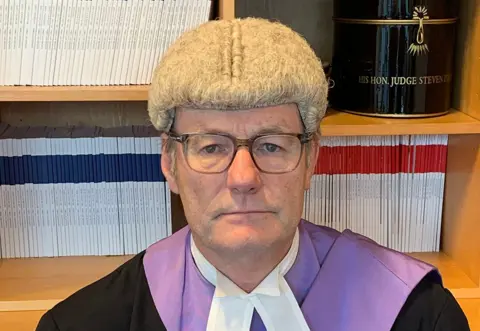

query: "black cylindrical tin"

left=329, top=1, right=459, bottom=118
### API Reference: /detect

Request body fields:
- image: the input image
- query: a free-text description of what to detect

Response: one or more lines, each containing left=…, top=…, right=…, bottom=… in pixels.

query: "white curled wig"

left=148, top=17, right=329, bottom=137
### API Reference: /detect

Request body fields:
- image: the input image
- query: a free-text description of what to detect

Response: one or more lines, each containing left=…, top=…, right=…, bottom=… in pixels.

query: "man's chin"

left=210, top=224, right=278, bottom=250
left=212, top=237, right=269, bottom=252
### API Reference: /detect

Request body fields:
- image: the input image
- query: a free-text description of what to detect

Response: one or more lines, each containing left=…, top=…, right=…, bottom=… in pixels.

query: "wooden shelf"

left=2, top=302, right=478, bottom=331
left=321, top=109, right=480, bottom=136
left=0, top=255, right=132, bottom=311
left=0, top=251, right=478, bottom=313
left=0, top=85, right=149, bottom=102
left=409, top=252, right=479, bottom=290
left=1, top=85, right=479, bottom=136
left=458, top=299, right=480, bottom=331
left=0, top=311, right=47, bottom=331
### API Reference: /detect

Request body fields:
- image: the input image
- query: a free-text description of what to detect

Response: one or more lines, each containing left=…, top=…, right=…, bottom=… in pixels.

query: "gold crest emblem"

left=408, top=6, right=430, bottom=55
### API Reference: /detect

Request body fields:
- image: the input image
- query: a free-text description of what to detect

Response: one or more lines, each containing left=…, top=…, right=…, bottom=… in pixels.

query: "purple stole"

left=143, top=220, right=440, bottom=331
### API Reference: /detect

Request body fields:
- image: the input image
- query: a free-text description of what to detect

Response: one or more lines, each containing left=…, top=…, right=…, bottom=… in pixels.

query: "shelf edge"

left=0, top=300, right=60, bottom=312
left=0, top=86, right=150, bottom=102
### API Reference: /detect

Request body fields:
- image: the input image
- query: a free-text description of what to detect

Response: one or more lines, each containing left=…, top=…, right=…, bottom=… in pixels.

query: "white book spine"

left=66, top=0, right=81, bottom=85
left=80, top=0, right=93, bottom=85
left=5, top=139, right=12, bottom=257
left=168, top=0, right=180, bottom=49
left=60, top=0, right=72, bottom=85
left=13, top=0, right=24, bottom=85
left=126, top=0, right=144, bottom=84
left=36, top=0, right=45, bottom=85
left=94, top=136, right=103, bottom=255
left=110, top=0, right=124, bottom=85
left=89, top=0, right=101, bottom=85
left=94, top=0, right=108, bottom=85
left=17, top=138, right=27, bottom=258
left=149, top=0, right=168, bottom=82
left=192, top=0, right=201, bottom=29
left=120, top=0, right=133, bottom=84
left=38, top=0, right=49, bottom=86
left=109, top=137, right=123, bottom=254
left=5, top=183, right=13, bottom=258
left=159, top=0, right=173, bottom=68
left=72, top=0, right=87, bottom=85
left=0, top=138, right=5, bottom=257
left=83, top=0, right=100, bottom=85
left=19, top=0, right=33, bottom=85
left=147, top=0, right=161, bottom=83
left=139, top=0, right=154, bottom=84
left=0, top=1, right=5, bottom=85
left=89, top=137, right=99, bottom=255
left=185, top=0, right=194, bottom=31
left=46, top=0, right=62, bottom=86
left=104, top=0, right=119, bottom=85
left=4, top=0, right=13, bottom=85
left=53, top=0, right=67, bottom=85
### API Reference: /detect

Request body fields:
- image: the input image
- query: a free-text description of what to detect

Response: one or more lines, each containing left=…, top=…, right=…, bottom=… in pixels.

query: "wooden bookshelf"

left=1, top=0, right=479, bottom=329
left=219, top=0, right=234, bottom=19
left=0, top=252, right=476, bottom=313
left=0, top=311, right=47, bottom=331
left=0, top=255, right=132, bottom=310
left=1, top=84, right=479, bottom=136
left=321, top=109, right=480, bottom=136
left=1, top=254, right=480, bottom=331
left=0, top=85, right=149, bottom=102
left=2, top=301, right=479, bottom=331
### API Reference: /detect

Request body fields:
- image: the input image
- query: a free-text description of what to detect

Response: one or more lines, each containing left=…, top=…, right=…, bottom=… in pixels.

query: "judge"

left=36, top=17, right=470, bottom=331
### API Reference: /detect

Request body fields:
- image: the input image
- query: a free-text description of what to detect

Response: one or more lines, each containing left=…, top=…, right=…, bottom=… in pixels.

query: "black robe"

left=35, top=251, right=470, bottom=331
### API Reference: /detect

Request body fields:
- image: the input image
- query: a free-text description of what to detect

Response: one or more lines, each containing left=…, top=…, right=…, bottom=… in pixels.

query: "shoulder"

left=392, top=272, right=470, bottom=331
left=335, top=228, right=470, bottom=330
left=352, top=232, right=470, bottom=331
left=305, top=221, right=438, bottom=285
left=36, top=251, right=164, bottom=331
left=304, top=222, right=470, bottom=330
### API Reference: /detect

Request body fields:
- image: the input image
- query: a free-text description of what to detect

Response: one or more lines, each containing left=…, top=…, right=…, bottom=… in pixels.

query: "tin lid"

left=333, top=0, right=458, bottom=20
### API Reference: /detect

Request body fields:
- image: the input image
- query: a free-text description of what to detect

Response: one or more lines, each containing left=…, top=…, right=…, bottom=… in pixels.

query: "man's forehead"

left=173, top=104, right=303, bottom=133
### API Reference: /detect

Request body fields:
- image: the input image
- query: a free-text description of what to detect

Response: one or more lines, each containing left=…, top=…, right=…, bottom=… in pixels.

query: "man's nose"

left=226, top=147, right=262, bottom=194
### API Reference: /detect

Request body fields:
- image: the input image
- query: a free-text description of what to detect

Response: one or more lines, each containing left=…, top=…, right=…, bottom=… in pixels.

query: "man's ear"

left=304, top=140, right=319, bottom=190
left=160, top=134, right=179, bottom=194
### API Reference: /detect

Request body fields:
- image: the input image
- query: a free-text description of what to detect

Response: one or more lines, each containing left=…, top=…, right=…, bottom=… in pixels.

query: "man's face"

left=161, top=104, right=318, bottom=253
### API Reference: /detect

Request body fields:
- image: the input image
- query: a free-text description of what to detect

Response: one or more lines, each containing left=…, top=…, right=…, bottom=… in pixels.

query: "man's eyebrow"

left=185, top=125, right=295, bottom=135
left=251, top=125, right=294, bottom=135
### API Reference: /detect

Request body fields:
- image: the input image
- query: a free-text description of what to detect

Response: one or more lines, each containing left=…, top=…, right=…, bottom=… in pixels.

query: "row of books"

left=0, top=124, right=448, bottom=257
left=0, top=124, right=171, bottom=258
left=0, top=0, right=212, bottom=86
left=304, top=135, right=447, bottom=253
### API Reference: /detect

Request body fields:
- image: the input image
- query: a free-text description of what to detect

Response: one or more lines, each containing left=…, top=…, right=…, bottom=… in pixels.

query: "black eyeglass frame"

left=167, top=131, right=315, bottom=174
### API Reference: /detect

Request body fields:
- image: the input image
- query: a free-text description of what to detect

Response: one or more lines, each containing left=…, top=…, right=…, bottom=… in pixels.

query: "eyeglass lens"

left=185, top=134, right=302, bottom=173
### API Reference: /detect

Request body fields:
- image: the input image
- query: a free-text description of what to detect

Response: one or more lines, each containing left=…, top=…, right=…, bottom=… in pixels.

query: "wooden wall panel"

left=0, top=311, right=45, bottom=331
left=444, top=0, right=480, bottom=286
left=219, top=0, right=235, bottom=20
left=442, top=134, right=480, bottom=286
left=235, top=0, right=334, bottom=63
left=458, top=299, right=480, bottom=330
left=452, top=0, right=480, bottom=120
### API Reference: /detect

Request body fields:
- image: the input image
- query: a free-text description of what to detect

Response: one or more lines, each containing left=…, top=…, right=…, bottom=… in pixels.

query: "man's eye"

left=201, top=145, right=221, bottom=154
left=261, top=143, right=281, bottom=153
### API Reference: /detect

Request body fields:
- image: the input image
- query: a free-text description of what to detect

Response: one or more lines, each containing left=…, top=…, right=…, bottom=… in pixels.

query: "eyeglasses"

left=167, top=131, right=313, bottom=174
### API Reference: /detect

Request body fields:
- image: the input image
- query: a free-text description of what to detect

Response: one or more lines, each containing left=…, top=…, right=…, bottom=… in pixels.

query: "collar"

left=190, top=228, right=311, bottom=331
left=190, top=227, right=300, bottom=297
